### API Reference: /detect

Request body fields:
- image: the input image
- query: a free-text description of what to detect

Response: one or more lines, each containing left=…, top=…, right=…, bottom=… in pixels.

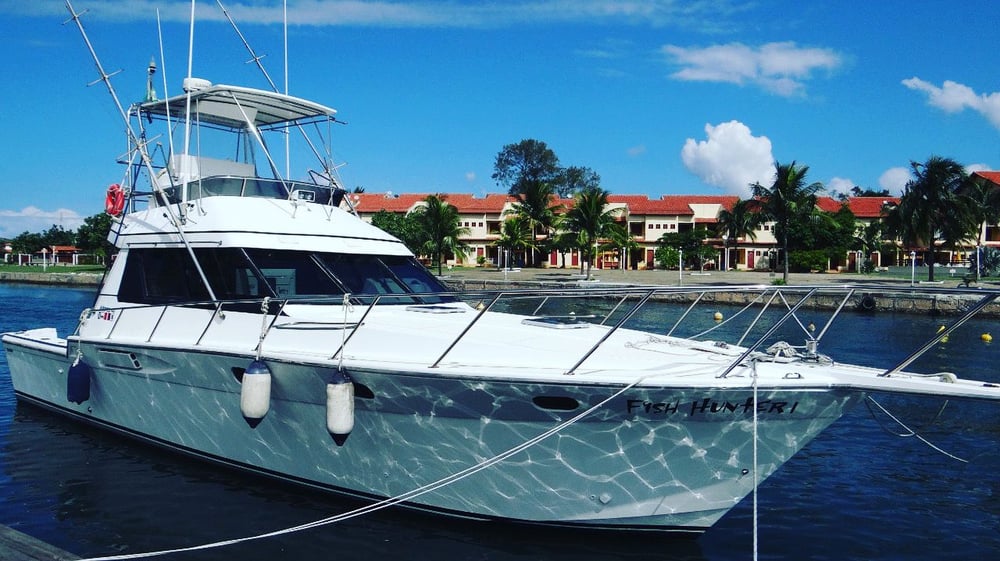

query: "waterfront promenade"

left=437, top=266, right=918, bottom=288
left=0, top=266, right=966, bottom=288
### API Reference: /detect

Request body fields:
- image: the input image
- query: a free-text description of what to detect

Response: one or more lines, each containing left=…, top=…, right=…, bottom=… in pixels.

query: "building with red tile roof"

left=348, top=187, right=998, bottom=272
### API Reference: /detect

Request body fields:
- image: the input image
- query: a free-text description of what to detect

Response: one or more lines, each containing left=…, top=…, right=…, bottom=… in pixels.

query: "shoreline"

left=0, top=271, right=103, bottom=287
left=0, top=266, right=972, bottom=289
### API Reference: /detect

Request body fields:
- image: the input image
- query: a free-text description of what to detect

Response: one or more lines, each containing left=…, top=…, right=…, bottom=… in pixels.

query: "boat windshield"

left=117, top=247, right=452, bottom=306
left=157, top=176, right=346, bottom=206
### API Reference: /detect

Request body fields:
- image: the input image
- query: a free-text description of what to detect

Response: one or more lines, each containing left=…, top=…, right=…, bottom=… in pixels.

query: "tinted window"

left=117, top=248, right=450, bottom=305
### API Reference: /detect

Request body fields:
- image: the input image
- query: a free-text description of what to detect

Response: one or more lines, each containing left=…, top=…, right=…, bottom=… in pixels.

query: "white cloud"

left=626, top=144, right=647, bottom=157
left=662, top=41, right=842, bottom=97
left=680, top=120, right=774, bottom=197
left=902, top=77, right=1000, bottom=130
left=5, top=1, right=749, bottom=29
left=0, top=207, right=85, bottom=239
left=878, top=167, right=911, bottom=195
left=465, top=171, right=476, bottom=183
left=965, top=163, right=991, bottom=174
left=826, top=176, right=856, bottom=197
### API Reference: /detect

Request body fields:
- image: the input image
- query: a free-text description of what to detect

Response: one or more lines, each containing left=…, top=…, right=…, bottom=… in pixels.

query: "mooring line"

left=74, top=376, right=652, bottom=561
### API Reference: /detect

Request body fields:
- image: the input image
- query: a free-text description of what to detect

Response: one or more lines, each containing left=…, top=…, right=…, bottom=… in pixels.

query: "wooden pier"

left=0, top=525, right=79, bottom=561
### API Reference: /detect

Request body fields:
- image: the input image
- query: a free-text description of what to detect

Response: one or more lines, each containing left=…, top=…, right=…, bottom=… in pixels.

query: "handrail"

left=75, top=284, right=1000, bottom=384
left=716, top=287, right=819, bottom=378
left=880, top=291, right=998, bottom=377
left=563, top=288, right=657, bottom=376
left=430, top=292, right=504, bottom=368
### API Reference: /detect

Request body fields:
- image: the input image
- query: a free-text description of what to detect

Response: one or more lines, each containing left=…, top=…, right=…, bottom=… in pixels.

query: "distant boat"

left=4, top=0, right=1000, bottom=536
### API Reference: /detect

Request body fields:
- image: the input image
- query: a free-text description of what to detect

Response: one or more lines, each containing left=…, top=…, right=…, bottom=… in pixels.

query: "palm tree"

left=883, top=156, right=970, bottom=282
left=716, top=198, right=761, bottom=271
left=605, top=222, right=638, bottom=271
left=751, top=161, right=823, bottom=283
left=492, top=139, right=564, bottom=267
left=411, top=194, right=470, bottom=275
left=960, top=175, right=1000, bottom=281
left=512, top=182, right=561, bottom=267
left=494, top=214, right=535, bottom=269
left=853, top=220, right=885, bottom=273
left=563, top=186, right=619, bottom=278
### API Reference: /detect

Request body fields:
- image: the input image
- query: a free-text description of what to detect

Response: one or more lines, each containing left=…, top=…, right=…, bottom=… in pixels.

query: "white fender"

left=240, top=360, right=272, bottom=428
left=326, top=374, right=355, bottom=446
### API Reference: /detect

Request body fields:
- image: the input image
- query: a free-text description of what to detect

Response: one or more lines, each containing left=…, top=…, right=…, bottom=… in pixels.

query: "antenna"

left=145, top=57, right=157, bottom=102
left=180, top=0, right=196, bottom=211
left=284, top=0, right=290, bottom=179
left=63, top=0, right=218, bottom=302
left=216, top=0, right=345, bottom=194
left=156, top=9, right=176, bottom=159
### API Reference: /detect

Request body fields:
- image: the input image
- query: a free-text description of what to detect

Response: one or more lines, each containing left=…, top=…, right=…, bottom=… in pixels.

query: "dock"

left=0, top=525, right=80, bottom=561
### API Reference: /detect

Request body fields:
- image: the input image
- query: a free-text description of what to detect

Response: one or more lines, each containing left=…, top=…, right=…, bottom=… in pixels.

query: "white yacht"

left=4, top=2, right=1000, bottom=536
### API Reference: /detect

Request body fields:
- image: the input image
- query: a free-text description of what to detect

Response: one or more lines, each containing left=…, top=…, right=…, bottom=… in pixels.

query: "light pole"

left=678, top=249, right=683, bottom=285
left=910, top=250, right=917, bottom=286
left=722, top=234, right=728, bottom=272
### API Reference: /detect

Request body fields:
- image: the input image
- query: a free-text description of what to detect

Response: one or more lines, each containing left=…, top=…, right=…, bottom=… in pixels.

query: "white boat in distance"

left=5, top=2, right=1000, bottom=536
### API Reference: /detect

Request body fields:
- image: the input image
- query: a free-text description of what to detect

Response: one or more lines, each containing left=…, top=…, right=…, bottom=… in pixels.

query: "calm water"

left=2, top=283, right=999, bottom=560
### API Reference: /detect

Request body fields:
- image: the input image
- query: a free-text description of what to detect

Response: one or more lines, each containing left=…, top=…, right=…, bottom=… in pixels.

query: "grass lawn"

left=0, top=264, right=106, bottom=274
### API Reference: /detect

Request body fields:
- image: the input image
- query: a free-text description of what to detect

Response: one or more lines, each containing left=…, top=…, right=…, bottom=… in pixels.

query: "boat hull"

left=3, top=330, right=862, bottom=532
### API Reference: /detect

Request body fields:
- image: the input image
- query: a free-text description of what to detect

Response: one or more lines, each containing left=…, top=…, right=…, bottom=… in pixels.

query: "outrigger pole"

left=63, top=0, right=218, bottom=302
left=215, top=0, right=355, bottom=215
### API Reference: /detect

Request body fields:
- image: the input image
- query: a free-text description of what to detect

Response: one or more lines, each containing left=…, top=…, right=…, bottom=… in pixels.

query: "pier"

left=0, top=525, right=79, bottom=561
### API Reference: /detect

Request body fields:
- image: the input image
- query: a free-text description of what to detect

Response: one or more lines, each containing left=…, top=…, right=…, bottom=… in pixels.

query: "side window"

left=117, top=248, right=210, bottom=304
left=381, top=255, right=450, bottom=295
left=245, top=249, right=342, bottom=298
left=321, top=254, right=406, bottom=295
left=194, top=248, right=270, bottom=300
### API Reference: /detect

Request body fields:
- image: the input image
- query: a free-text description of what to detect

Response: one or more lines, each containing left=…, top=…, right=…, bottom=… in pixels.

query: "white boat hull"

left=3, top=327, right=862, bottom=532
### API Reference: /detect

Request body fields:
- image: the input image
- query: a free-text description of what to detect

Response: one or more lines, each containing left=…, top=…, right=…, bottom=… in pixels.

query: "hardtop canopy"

left=137, top=83, right=337, bottom=130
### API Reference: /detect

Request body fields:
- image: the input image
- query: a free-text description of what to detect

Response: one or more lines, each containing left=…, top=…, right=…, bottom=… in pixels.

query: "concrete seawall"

left=4, top=267, right=996, bottom=317
left=0, top=271, right=102, bottom=286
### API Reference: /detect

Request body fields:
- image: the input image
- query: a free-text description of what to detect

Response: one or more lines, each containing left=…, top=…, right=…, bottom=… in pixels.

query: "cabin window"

left=244, top=249, right=341, bottom=298
left=117, top=247, right=450, bottom=306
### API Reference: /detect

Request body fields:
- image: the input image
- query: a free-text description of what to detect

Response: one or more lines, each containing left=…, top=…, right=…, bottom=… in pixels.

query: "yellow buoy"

left=982, top=333, right=993, bottom=343
left=937, top=325, right=948, bottom=343
left=713, top=311, right=723, bottom=321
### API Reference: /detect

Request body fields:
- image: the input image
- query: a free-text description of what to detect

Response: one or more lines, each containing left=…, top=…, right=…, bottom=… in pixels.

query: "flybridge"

left=137, top=80, right=338, bottom=130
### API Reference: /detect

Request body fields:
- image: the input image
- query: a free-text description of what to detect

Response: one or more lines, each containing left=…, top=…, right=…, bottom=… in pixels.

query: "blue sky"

left=1, top=0, right=998, bottom=238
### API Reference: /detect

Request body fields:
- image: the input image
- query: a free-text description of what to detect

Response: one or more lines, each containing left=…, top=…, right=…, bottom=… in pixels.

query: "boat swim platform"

left=0, top=525, right=79, bottom=561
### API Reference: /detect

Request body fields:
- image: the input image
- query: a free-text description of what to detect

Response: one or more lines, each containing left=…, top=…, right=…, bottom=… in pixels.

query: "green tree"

left=563, top=186, right=619, bottom=278
left=785, top=203, right=856, bottom=271
left=654, top=245, right=681, bottom=270
left=76, top=212, right=116, bottom=263
left=411, top=195, right=470, bottom=275
left=370, top=209, right=423, bottom=255
left=557, top=166, right=601, bottom=198
left=854, top=220, right=885, bottom=274
left=751, top=161, right=823, bottom=283
left=716, top=199, right=761, bottom=271
left=491, top=139, right=564, bottom=266
left=883, top=156, right=972, bottom=282
left=959, top=175, right=1000, bottom=280
left=657, top=230, right=711, bottom=269
left=9, top=231, right=44, bottom=255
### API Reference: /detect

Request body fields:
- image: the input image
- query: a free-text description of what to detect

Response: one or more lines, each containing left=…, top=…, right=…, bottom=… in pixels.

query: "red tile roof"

left=815, top=197, right=899, bottom=217
left=350, top=192, right=894, bottom=220
left=973, top=171, right=1000, bottom=186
